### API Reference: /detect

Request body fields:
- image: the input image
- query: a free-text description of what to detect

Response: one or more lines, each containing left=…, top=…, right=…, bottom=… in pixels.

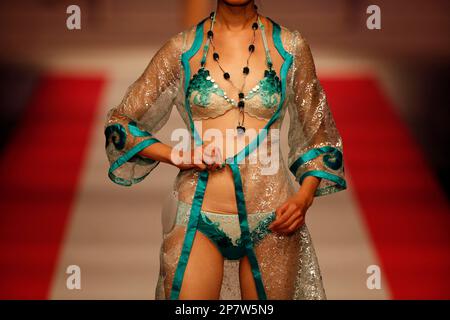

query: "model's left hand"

left=269, top=192, right=314, bottom=235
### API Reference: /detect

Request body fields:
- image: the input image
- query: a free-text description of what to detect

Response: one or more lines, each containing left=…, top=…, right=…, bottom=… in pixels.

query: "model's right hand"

left=171, top=143, right=223, bottom=172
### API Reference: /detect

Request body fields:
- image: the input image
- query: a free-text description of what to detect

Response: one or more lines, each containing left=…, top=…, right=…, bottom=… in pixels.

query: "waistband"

left=176, top=200, right=275, bottom=232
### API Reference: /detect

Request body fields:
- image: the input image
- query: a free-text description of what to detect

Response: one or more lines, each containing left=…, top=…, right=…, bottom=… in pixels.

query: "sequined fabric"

left=105, top=18, right=345, bottom=300
left=286, top=30, right=345, bottom=195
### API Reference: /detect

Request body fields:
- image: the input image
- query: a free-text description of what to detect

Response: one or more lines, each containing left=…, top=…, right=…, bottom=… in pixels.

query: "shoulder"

left=157, top=22, right=203, bottom=56
left=264, top=18, right=309, bottom=56
left=147, top=27, right=192, bottom=68
left=269, top=22, right=317, bottom=77
left=158, top=30, right=186, bottom=53
left=282, top=26, right=310, bottom=56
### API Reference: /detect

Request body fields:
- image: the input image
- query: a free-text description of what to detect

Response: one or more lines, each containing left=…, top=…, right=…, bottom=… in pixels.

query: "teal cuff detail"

left=108, top=137, right=160, bottom=186
left=289, top=146, right=343, bottom=176
left=290, top=147, right=346, bottom=196
left=108, top=169, right=152, bottom=186
left=128, top=121, right=152, bottom=137
left=104, top=123, right=127, bottom=150
left=300, top=170, right=347, bottom=196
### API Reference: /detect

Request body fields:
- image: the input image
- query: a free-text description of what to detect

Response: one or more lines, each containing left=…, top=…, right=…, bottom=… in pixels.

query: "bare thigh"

left=177, top=231, right=224, bottom=299
left=239, top=255, right=259, bottom=299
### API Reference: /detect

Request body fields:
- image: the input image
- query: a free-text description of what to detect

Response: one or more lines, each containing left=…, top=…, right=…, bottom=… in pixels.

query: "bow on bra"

left=186, top=17, right=282, bottom=120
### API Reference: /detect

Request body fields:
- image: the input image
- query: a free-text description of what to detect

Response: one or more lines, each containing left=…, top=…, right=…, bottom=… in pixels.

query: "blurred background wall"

left=0, top=0, right=449, bottom=300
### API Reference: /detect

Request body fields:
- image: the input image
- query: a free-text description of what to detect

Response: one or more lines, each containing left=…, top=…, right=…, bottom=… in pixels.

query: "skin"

left=139, top=0, right=321, bottom=299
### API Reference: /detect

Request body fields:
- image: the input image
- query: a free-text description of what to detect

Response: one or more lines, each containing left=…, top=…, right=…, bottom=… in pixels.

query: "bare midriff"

left=180, top=16, right=285, bottom=215
left=191, top=108, right=270, bottom=214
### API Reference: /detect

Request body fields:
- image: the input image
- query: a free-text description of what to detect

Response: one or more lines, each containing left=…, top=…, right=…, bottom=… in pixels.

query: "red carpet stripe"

left=0, top=74, right=104, bottom=299
left=323, top=76, right=450, bottom=299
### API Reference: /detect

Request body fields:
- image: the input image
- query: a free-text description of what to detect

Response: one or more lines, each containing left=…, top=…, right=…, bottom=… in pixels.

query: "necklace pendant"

left=236, top=125, right=246, bottom=135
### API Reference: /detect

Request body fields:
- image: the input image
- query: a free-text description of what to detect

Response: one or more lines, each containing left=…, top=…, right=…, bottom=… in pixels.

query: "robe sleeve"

left=104, top=32, right=183, bottom=186
left=287, top=31, right=347, bottom=196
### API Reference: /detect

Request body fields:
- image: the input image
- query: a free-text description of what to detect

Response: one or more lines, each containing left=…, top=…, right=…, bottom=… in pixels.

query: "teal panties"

left=176, top=201, right=276, bottom=260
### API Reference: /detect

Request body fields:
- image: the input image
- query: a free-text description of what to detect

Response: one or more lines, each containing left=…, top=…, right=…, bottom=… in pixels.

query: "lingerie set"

left=104, top=14, right=346, bottom=299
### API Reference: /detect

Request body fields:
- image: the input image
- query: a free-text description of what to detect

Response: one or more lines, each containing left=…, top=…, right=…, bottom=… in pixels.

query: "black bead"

left=239, top=92, right=244, bottom=99
left=213, top=52, right=219, bottom=61
left=254, top=4, right=258, bottom=10
left=243, top=66, right=250, bottom=74
left=268, top=61, right=273, bottom=69
left=209, top=11, right=215, bottom=20
left=238, top=100, right=245, bottom=108
left=207, top=30, right=213, bottom=39
left=248, top=44, right=255, bottom=52
left=252, top=22, right=258, bottom=30
left=223, top=72, right=230, bottom=80
left=237, top=125, right=246, bottom=134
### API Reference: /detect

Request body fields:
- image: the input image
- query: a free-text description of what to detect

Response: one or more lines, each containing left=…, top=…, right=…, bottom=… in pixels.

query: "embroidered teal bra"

left=186, top=17, right=282, bottom=120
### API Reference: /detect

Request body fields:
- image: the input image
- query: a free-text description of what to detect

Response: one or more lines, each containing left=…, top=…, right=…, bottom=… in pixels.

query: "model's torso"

left=175, top=16, right=296, bottom=214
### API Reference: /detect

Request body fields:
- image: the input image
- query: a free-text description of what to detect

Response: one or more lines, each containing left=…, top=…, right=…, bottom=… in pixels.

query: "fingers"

left=203, top=160, right=222, bottom=172
left=278, top=217, right=305, bottom=235
left=190, top=144, right=220, bottom=172
left=276, top=208, right=302, bottom=230
left=203, top=145, right=224, bottom=172
left=196, top=161, right=223, bottom=172
left=270, top=205, right=295, bottom=231
left=211, top=145, right=223, bottom=164
left=269, top=204, right=294, bottom=230
left=209, top=162, right=222, bottom=171
left=275, top=202, right=289, bottom=218
left=269, top=202, right=306, bottom=235
left=183, top=144, right=225, bottom=172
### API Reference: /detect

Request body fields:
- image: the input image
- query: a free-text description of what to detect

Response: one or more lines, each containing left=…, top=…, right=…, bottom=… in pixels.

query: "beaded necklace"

left=199, top=10, right=273, bottom=134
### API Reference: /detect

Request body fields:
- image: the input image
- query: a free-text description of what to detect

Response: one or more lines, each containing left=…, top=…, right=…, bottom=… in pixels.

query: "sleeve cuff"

left=289, top=146, right=346, bottom=196
left=105, top=121, right=161, bottom=186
